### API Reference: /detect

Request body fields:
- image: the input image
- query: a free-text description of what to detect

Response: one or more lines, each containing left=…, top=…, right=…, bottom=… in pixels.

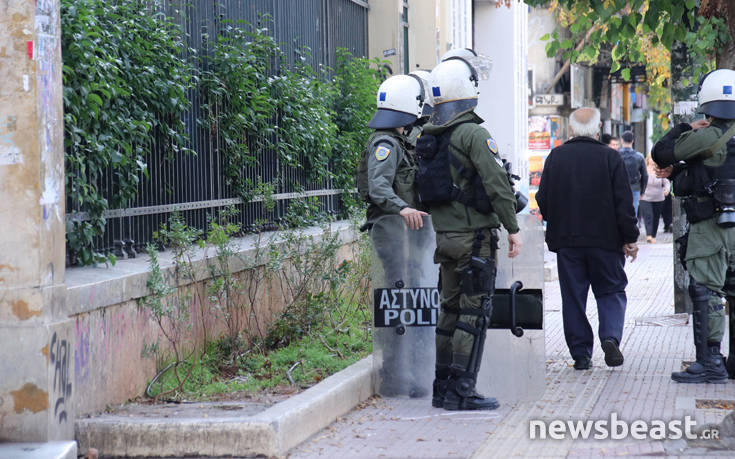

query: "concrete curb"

left=75, top=355, right=376, bottom=457
left=0, top=441, right=77, bottom=459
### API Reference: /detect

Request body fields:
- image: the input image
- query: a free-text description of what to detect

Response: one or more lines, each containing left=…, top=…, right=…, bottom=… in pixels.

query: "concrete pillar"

left=0, top=0, right=70, bottom=441
left=473, top=1, right=545, bottom=402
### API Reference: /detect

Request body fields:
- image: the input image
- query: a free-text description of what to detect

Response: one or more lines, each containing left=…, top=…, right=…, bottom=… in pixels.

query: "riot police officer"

left=358, top=74, right=427, bottom=229
left=358, top=74, right=430, bottom=396
left=418, top=57, right=522, bottom=410
left=653, top=69, right=735, bottom=383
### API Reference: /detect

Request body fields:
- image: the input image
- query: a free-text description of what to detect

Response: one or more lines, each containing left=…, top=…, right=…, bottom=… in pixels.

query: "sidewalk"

left=289, top=235, right=735, bottom=458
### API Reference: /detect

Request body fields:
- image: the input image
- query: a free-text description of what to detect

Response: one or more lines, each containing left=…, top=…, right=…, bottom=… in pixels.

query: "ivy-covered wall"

left=62, top=0, right=381, bottom=265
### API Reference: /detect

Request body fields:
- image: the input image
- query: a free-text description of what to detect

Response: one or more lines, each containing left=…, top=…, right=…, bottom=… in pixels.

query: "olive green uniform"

left=365, top=129, right=430, bottom=395
left=365, top=130, right=417, bottom=224
left=674, top=121, right=735, bottom=342
left=421, top=112, right=519, bottom=370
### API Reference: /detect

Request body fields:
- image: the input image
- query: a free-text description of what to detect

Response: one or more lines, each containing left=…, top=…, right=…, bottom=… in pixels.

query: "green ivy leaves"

left=200, top=21, right=381, bottom=213
left=62, top=0, right=194, bottom=265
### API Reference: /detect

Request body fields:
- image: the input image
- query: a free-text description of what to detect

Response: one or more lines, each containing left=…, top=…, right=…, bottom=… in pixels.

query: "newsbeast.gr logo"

left=529, top=414, right=719, bottom=441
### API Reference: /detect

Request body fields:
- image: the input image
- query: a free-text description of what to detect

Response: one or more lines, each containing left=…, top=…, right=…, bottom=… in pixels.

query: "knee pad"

left=689, top=278, right=719, bottom=305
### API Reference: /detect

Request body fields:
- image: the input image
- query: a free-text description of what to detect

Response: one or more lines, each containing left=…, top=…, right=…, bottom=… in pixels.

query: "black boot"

left=672, top=282, right=728, bottom=383
left=431, top=365, right=450, bottom=407
left=672, top=344, right=728, bottom=384
left=442, top=374, right=499, bottom=411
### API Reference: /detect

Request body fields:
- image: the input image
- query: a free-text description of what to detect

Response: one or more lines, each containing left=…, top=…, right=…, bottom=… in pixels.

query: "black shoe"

left=672, top=346, right=728, bottom=384
left=443, top=389, right=499, bottom=411
left=601, top=338, right=624, bottom=367
left=431, top=379, right=448, bottom=407
left=573, top=356, right=591, bottom=370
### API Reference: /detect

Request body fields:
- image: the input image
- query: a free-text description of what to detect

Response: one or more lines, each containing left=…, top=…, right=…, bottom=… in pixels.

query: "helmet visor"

left=698, top=100, right=735, bottom=120
left=368, top=108, right=418, bottom=129
left=430, top=99, right=477, bottom=126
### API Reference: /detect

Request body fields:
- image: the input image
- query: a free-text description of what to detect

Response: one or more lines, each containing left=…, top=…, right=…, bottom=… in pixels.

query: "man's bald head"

left=569, top=107, right=601, bottom=139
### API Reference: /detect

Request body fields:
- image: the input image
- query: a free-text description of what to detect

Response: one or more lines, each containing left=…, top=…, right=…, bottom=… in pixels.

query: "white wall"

left=473, top=1, right=528, bottom=188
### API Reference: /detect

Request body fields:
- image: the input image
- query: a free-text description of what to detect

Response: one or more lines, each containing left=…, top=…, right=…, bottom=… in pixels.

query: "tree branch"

left=543, top=26, right=597, bottom=93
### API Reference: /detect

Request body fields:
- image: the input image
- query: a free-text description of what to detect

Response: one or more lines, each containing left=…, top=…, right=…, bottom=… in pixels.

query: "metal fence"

left=65, top=0, right=368, bottom=262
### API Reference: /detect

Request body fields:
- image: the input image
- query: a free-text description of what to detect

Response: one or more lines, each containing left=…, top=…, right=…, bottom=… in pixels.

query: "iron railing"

left=65, top=0, right=368, bottom=261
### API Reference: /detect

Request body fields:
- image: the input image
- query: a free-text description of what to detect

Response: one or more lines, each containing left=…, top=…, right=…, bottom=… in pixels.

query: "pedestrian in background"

left=639, top=155, right=670, bottom=243
left=537, top=107, right=639, bottom=371
left=662, top=193, right=673, bottom=233
left=619, top=131, right=648, bottom=218
left=602, top=134, right=621, bottom=151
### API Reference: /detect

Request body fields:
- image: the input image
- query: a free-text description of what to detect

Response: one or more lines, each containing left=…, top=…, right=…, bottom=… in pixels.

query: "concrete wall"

left=66, top=223, right=361, bottom=416
left=407, top=1, right=438, bottom=70
left=474, top=0, right=529, bottom=189
left=368, top=0, right=462, bottom=74
left=0, top=0, right=69, bottom=442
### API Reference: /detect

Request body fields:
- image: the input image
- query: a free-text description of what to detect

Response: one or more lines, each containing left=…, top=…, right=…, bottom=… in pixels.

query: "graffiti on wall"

left=74, top=318, right=90, bottom=384
left=50, top=332, right=72, bottom=423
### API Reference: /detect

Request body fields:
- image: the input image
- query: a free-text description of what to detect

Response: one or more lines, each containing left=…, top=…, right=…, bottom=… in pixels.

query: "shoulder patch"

left=487, top=138, right=498, bottom=154
left=374, top=145, right=391, bottom=161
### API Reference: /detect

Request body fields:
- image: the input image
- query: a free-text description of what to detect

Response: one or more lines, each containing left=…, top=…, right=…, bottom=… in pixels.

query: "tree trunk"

left=720, top=0, right=735, bottom=69
left=716, top=38, right=735, bottom=69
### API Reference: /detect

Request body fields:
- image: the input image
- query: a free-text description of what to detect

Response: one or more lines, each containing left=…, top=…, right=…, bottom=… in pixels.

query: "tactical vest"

left=677, top=134, right=735, bottom=225
left=414, top=122, right=495, bottom=214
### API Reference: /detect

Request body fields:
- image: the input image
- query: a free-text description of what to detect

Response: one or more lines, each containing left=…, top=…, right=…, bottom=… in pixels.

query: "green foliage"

left=332, top=49, right=385, bottom=210
left=144, top=224, right=373, bottom=400
left=204, top=207, right=270, bottom=353
left=62, top=0, right=195, bottom=265
left=199, top=22, right=279, bottom=198
left=282, top=196, right=330, bottom=228
left=200, top=20, right=341, bottom=199
left=146, top=298, right=371, bottom=398
left=526, top=0, right=730, bottom=77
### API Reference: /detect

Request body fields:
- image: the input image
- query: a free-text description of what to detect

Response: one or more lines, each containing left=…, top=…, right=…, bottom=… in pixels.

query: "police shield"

left=370, top=214, right=438, bottom=398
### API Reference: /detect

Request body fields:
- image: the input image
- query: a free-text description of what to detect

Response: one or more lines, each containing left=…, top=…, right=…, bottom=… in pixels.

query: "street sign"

left=533, top=94, right=564, bottom=106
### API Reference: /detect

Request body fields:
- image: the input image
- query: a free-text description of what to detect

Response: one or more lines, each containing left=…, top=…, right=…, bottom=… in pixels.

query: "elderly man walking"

left=537, top=107, right=640, bottom=370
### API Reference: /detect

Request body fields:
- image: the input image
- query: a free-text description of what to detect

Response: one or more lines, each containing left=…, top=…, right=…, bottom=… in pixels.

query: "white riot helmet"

left=409, top=70, right=433, bottom=118
left=698, top=69, right=735, bottom=119
left=441, top=48, right=493, bottom=81
left=429, top=58, right=478, bottom=126
left=368, top=75, right=424, bottom=129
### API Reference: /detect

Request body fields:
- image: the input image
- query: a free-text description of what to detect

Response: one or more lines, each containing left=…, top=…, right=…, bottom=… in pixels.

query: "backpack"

left=621, top=149, right=642, bottom=185
left=356, top=133, right=400, bottom=202
left=414, top=123, right=493, bottom=214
